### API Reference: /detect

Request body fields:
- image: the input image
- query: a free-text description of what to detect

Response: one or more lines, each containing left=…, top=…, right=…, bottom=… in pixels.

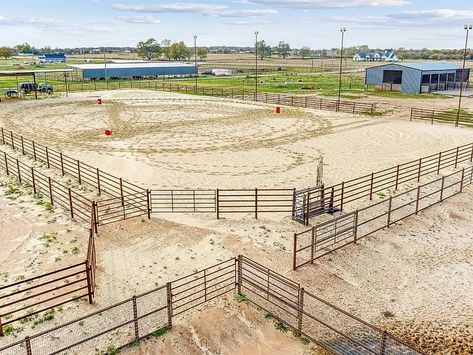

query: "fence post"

left=254, top=188, right=258, bottom=219
left=60, top=153, right=65, bottom=176
left=415, top=186, right=421, bottom=215
left=455, top=147, right=459, bottom=169
left=86, top=263, right=93, bottom=304
left=10, top=131, right=14, bottom=149
left=96, top=169, right=101, bottom=195
left=237, top=255, right=243, bottom=294
left=305, top=191, right=310, bottom=225
left=77, top=160, right=81, bottom=184
left=311, top=227, right=316, bottom=263
left=132, top=296, right=139, bottom=340
left=16, top=159, right=21, bottom=183
left=68, top=188, right=74, bottom=219
left=25, top=336, right=32, bottom=355
left=297, top=287, right=304, bottom=337
left=340, top=182, right=345, bottom=212
left=387, top=197, right=392, bottom=227
left=119, top=178, right=124, bottom=206
left=440, top=176, right=445, bottom=202
left=353, top=210, right=359, bottom=244
left=470, top=143, right=473, bottom=162
left=369, top=173, right=374, bottom=200
left=437, top=152, right=442, bottom=175
left=46, top=147, right=50, bottom=169
left=216, top=189, right=220, bottom=219
left=21, top=136, right=25, bottom=155
left=293, top=233, right=297, bottom=270
left=93, top=201, right=99, bottom=233
left=31, top=167, right=36, bottom=194
left=380, top=331, right=388, bottom=355
left=0, top=316, right=3, bottom=336
left=32, top=141, right=36, bottom=161
left=48, top=177, right=53, bottom=205
left=0, top=127, right=4, bottom=144
left=166, top=282, right=173, bottom=328
left=460, top=168, right=465, bottom=192
left=4, top=152, right=8, bottom=175
left=394, top=165, right=400, bottom=190
left=417, top=158, right=422, bottom=182
left=146, top=189, right=151, bottom=219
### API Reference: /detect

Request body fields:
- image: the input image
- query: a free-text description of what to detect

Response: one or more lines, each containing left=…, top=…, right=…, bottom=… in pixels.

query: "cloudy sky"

left=1, top=0, right=472, bottom=49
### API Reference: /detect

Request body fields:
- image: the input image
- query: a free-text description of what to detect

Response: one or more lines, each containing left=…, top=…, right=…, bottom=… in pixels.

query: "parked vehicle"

left=20, top=82, right=37, bottom=94
left=38, top=83, right=53, bottom=94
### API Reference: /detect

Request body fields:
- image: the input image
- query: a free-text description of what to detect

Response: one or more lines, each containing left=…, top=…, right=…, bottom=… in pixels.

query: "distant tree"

left=197, top=47, right=208, bottom=60
left=136, top=38, right=161, bottom=60
left=42, top=46, right=52, bottom=54
left=14, top=42, right=33, bottom=54
left=170, top=41, right=191, bottom=61
left=0, top=47, right=15, bottom=59
left=277, top=41, right=290, bottom=59
left=299, top=46, right=311, bottom=59
left=161, top=39, right=171, bottom=60
left=256, top=40, right=271, bottom=60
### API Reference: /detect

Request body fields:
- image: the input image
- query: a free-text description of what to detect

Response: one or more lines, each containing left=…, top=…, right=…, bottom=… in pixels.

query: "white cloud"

left=111, top=2, right=277, bottom=17
left=119, top=15, right=162, bottom=24
left=242, top=0, right=409, bottom=8
left=389, top=9, right=473, bottom=20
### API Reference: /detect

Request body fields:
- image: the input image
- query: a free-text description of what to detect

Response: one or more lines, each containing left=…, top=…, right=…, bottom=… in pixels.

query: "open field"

left=1, top=89, right=473, bottom=353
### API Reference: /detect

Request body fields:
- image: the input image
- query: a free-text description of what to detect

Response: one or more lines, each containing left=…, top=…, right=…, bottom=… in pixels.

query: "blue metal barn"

left=365, top=62, right=470, bottom=94
left=70, top=62, right=197, bottom=80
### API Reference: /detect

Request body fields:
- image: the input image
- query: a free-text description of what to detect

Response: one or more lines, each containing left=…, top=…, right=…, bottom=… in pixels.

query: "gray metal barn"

left=69, top=62, right=197, bottom=80
left=365, top=62, right=470, bottom=94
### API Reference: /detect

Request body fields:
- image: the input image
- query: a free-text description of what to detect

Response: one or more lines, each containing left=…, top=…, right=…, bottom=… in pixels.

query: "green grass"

left=151, top=326, right=171, bottom=338
left=234, top=293, right=249, bottom=303
left=433, top=108, right=473, bottom=125
left=366, top=91, right=446, bottom=99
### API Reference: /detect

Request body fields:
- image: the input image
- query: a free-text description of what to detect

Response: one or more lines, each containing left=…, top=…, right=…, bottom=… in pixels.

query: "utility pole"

left=194, top=35, right=198, bottom=93
left=457, top=24, right=472, bottom=127
left=255, top=30, right=259, bottom=101
left=338, top=28, right=347, bottom=104
left=103, top=47, right=108, bottom=89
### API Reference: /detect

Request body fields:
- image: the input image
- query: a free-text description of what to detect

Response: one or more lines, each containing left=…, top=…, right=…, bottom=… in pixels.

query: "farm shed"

left=365, top=62, right=470, bottom=94
left=69, top=62, right=197, bottom=80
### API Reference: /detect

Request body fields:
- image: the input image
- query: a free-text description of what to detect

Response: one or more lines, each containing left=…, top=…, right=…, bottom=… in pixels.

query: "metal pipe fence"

left=294, top=142, right=473, bottom=225
left=0, top=256, right=423, bottom=355
left=410, top=108, right=473, bottom=127
left=293, top=166, right=473, bottom=269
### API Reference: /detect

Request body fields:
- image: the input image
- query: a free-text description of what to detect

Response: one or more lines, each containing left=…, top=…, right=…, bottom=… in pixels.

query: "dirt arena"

left=1, top=90, right=473, bottom=354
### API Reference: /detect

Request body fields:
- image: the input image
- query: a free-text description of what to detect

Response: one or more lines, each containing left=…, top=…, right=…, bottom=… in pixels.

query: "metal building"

left=365, top=62, right=470, bottom=94
left=69, top=62, right=197, bottom=80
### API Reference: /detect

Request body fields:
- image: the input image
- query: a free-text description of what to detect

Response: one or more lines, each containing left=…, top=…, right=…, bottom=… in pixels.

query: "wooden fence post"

left=353, top=210, right=359, bottom=244
left=21, top=136, right=25, bottom=155
left=311, top=228, right=315, bottom=263
left=237, top=255, right=243, bottom=294
left=395, top=165, right=400, bottom=190
left=216, top=189, right=220, bottom=219
left=0, top=316, right=3, bottom=336
left=417, top=158, right=422, bottom=182
left=380, top=331, right=387, bottom=355
left=119, top=178, right=124, bottom=206
left=48, top=177, right=53, bottom=205
left=77, top=160, right=81, bottom=184
left=147, top=189, right=151, bottom=219
left=0, top=127, right=4, bottom=144
left=68, top=188, right=74, bottom=219
left=340, top=182, right=345, bottom=212
left=292, top=233, right=297, bottom=270
left=25, top=336, right=33, bottom=355
left=440, top=176, right=445, bottom=202
left=4, top=152, right=9, bottom=175
left=86, top=263, right=93, bottom=304
left=455, top=147, right=459, bottom=169
left=16, top=159, right=21, bottom=182
left=132, top=296, right=139, bottom=340
left=31, top=168, right=36, bottom=194
left=60, top=153, right=65, bottom=176
left=45, top=147, right=50, bottom=168
left=369, top=173, right=374, bottom=200
left=32, top=141, right=36, bottom=161
left=254, top=188, right=258, bottom=219
left=460, top=168, right=465, bottom=192
left=166, top=282, right=173, bottom=328
left=387, top=197, right=392, bottom=227
left=437, top=152, right=442, bottom=175
left=415, top=186, right=421, bottom=214
left=10, top=131, right=14, bottom=149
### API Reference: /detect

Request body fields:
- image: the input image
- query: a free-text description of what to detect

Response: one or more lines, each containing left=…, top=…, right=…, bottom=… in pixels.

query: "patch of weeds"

left=44, top=202, right=54, bottom=212
left=361, top=111, right=383, bottom=117
left=19, top=309, right=35, bottom=324
left=71, top=246, right=80, bottom=255
left=54, top=257, right=61, bottom=262
left=152, top=326, right=170, bottom=338
left=382, top=310, right=395, bottom=318
left=3, top=324, right=23, bottom=336
left=40, top=232, right=58, bottom=247
left=272, top=241, right=286, bottom=251
left=130, top=340, right=140, bottom=347
left=79, top=321, right=85, bottom=326
left=264, top=312, right=274, bottom=320
left=33, top=309, right=55, bottom=325
left=63, top=249, right=69, bottom=255
left=234, top=293, right=249, bottom=303
left=376, top=192, right=386, bottom=199
left=0, top=271, right=9, bottom=282
left=301, top=337, right=310, bottom=345
left=105, top=345, right=118, bottom=355
left=14, top=275, right=25, bottom=281
left=275, top=322, right=289, bottom=333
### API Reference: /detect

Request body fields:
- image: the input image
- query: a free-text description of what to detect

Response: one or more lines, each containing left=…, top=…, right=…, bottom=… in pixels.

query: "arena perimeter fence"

left=293, top=166, right=473, bottom=270
left=0, top=202, right=98, bottom=337
left=410, top=108, right=473, bottom=127
left=0, top=256, right=422, bottom=355
left=47, top=80, right=377, bottom=116
left=293, top=142, right=473, bottom=225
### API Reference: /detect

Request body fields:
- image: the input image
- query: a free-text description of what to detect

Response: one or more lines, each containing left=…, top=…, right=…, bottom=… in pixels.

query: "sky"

left=0, top=0, right=472, bottom=49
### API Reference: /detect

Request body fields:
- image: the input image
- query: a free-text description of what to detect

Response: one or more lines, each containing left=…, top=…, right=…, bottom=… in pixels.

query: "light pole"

left=338, top=28, right=346, bottom=105
left=255, top=30, right=259, bottom=101
left=103, top=47, right=108, bottom=89
left=194, top=35, right=198, bottom=93
left=456, top=24, right=472, bottom=127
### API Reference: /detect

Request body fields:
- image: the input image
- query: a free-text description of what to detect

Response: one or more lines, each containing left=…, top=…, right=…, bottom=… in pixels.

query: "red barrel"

left=276, top=106, right=281, bottom=113
left=105, top=129, right=112, bottom=136
left=97, top=98, right=102, bottom=105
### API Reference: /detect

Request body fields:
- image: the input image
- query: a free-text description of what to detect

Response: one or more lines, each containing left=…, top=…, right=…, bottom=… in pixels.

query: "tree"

left=0, top=47, right=15, bottom=59
left=170, top=41, right=191, bottom=61
left=161, top=39, right=171, bottom=60
left=256, top=40, right=271, bottom=60
left=14, top=42, right=33, bottom=54
left=277, top=41, right=290, bottom=59
left=197, top=47, right=208, bottom=60
left=136, top=38, right=161, bottom=60
left=299, top=46, right=311, bottom=59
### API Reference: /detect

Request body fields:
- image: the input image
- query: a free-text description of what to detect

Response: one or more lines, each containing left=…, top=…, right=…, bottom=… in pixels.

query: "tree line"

left=136, top=38, right=208, bottom=61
